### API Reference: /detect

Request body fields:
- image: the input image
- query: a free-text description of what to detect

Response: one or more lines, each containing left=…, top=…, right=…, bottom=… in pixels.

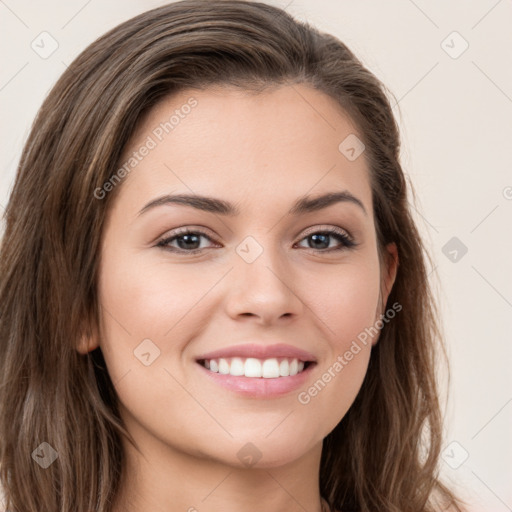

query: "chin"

left=227, top=434, right=317, bottom=470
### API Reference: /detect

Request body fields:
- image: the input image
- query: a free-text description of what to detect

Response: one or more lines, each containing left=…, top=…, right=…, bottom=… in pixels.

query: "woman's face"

left=87, top=84, right=397, bottom=469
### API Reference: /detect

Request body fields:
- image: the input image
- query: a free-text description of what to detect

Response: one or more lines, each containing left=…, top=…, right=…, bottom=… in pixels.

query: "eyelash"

left=156, top=227, right=357, bottom=255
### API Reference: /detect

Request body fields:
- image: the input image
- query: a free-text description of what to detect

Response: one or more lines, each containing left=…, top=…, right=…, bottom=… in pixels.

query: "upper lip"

left=196, top=343, right=317, bottom=363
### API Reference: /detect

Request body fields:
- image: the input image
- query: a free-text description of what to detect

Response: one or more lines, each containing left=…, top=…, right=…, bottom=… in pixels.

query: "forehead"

left=115, top=84, right=372, bottom=217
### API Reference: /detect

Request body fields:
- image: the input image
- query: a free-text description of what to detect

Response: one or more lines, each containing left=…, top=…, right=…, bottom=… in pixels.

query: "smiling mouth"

left=197, top=357, right=315, bottom=378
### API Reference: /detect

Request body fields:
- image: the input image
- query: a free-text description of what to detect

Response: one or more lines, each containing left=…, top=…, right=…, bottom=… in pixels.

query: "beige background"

left=1, top=1, right=511, bottom=510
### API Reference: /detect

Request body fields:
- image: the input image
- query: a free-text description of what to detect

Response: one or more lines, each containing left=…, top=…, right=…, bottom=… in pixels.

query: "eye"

left=156, top=227, right=357, bottom=254
left=157, top=228, right=217, bottom=254
left=295, top=228, right=356, bottom=252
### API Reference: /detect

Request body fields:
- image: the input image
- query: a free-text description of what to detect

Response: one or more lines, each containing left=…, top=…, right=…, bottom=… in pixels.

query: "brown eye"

left=157, top=229, right=216, bottom=254
left=296, top=229, right=356, bottom=252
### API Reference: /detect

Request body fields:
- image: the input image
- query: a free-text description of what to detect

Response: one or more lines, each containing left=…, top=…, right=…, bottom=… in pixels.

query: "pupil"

left=311, top=234, right=329, bottom=249
left=178, top=234, right=200, bottom=250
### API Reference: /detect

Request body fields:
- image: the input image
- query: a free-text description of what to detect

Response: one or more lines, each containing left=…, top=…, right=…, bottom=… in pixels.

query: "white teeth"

left=229, top=357, right=245, bottom=376
left=245, top=358, right=262, bottom=377
left=218, top=358, right=230, bottom=374
left=200, top=357, right=309, bottom=378
left=289, top=359, right=298, bottom=376
left=262, top=358, right=280, bottom=378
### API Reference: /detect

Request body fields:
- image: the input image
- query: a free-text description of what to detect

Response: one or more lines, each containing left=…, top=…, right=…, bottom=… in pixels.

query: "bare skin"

left=79, top=84, right=398, bottom=512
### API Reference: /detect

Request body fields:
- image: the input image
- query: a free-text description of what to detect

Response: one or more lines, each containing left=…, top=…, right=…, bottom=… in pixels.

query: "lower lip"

left=196, top=362, right=316, bottom=399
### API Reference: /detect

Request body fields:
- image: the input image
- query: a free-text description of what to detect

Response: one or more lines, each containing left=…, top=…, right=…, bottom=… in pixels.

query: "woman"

left=0, top=1, right=467, bottom=511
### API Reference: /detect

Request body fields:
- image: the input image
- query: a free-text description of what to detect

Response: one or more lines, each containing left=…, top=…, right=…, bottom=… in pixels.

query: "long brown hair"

left=0, top=1, right=467, bottom=510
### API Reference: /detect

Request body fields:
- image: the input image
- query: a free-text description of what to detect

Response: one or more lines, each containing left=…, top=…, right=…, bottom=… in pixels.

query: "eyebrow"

left=137, top=190, right=367, bottom=217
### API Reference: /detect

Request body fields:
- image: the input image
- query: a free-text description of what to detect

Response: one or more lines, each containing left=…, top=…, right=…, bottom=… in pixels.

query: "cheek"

left=308, top=258, right=382, bottom=346
left=98, top=252, right=204, bottom=340
left=294, top=259, right=380, bottom=428
left=96, top=252, right=207, bottom=438
left=95, top=245, right=185, bottom=385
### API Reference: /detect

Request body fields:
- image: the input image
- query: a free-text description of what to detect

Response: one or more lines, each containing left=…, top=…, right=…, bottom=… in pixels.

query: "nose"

left=223, top=238, right=304, bottom=325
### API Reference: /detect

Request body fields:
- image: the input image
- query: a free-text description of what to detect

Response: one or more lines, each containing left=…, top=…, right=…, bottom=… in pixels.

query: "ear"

left=76, top=315, right=100, bottom=355
left=372, top=242, right=399, bottom=345
left=381, top=242, right=398, bottom=307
